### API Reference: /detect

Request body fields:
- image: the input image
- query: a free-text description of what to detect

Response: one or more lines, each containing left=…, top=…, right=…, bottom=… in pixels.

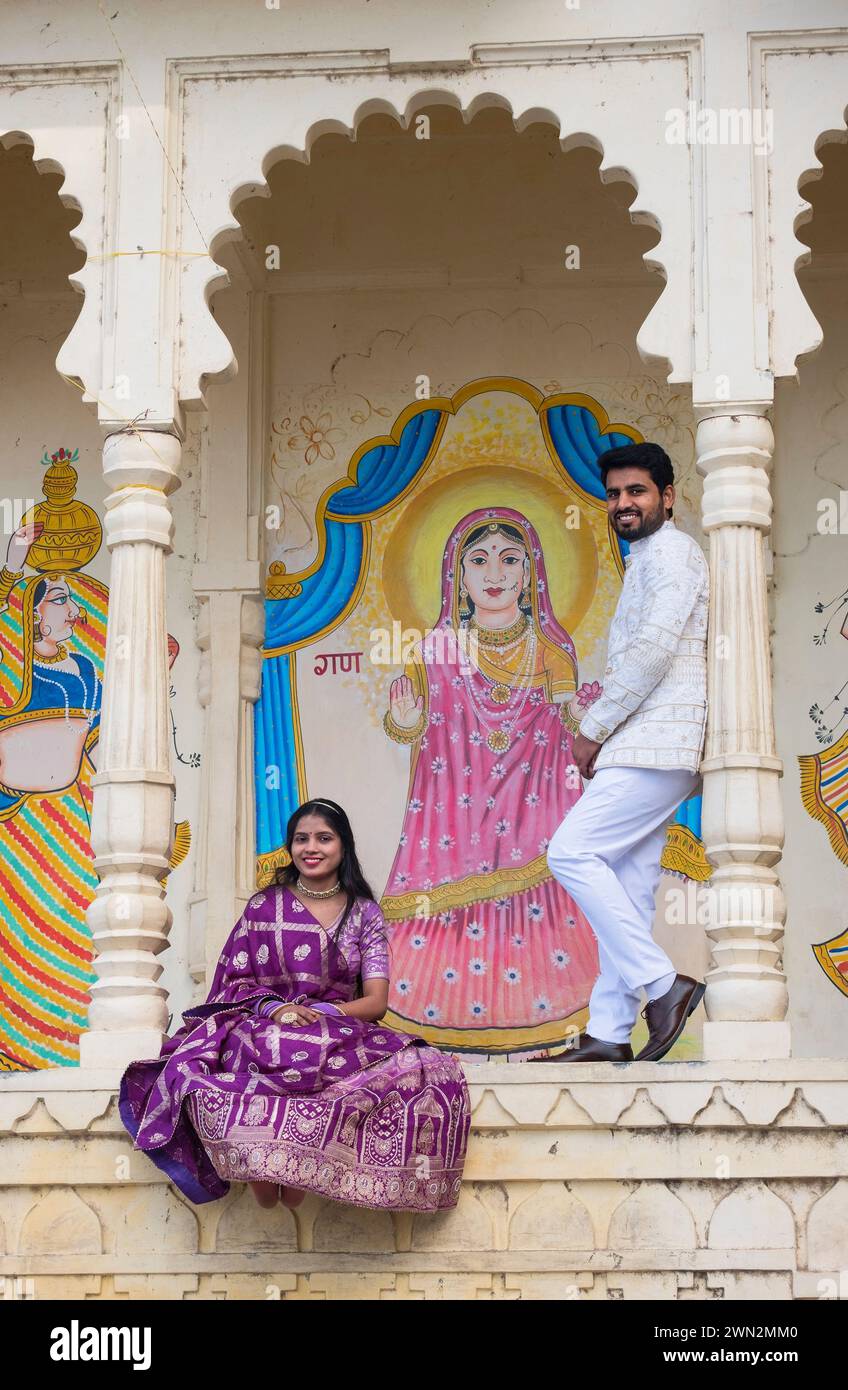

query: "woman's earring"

left=40, top=622, right=52, bottom=637
left=459, top=585, right=471, bottom=619
left=519, top=584, right=530, bottom=608
left=77, top=608, right=88, bottom=625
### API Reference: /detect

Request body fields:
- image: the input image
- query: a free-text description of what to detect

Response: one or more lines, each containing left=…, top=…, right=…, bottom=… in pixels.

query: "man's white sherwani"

left=547, top=519, right=710, bottom=1044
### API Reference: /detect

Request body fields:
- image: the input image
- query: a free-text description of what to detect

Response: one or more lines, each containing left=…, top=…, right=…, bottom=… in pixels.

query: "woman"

left=381, top=506, right=603, bottom=1057
left=119, top=799, right=470, bottom=1211
left=0, top=517, right=105, bottom=1069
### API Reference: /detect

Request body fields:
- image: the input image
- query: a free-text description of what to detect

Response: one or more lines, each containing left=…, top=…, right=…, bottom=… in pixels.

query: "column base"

left=702, top=1020, right=791, bottom=1061
left=79, top=1028, right=165, bottom=1071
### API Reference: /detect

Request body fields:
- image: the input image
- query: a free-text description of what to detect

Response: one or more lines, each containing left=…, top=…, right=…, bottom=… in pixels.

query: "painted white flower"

left=491, top=762, right=506, bottom=780
left=443, top=966, right=458, bottom=984
left=396, top=978, right=412, bottom=996
left=431, top=756, right=447, bottom=774
left=494, top=897, right=509, bottom=911
left=469, top=957, right=487, bottom=975
left=438, top=910, right=456, bottom=927
left=470, top=831, right=480, bottom=845
left=411, top=935, right=427, bottom=950
left=423, top=1004, right=441, bottom=1022
left=543, top=767, right=554, bottom=781
left=430, top=683, right=441, bottom=697
left=525, top=791, right=540, bottom=807
left=458, top=792, right=473, bottom=809
left=521, top=761, right=532, bottom=774
left=399, top=833, right=408, bottom=847
left=449, top=730, right=460, bottom=744
left=534, top=996, right=552, bottom=1014
left=529, top=689, right=544, bottom=705
left=504, top=966, right=521, bottom=986
left=534, top=730, right=549, bottom=748
left=395, top=871, right=411, bottom=887
left=439, top=833, right=455, bottom=851
left=420, top=836, right=430, bottom=851
left=435, top=801, right=445, bottom=814
left=466, top=921, right=484, bottom=939
left=495, top=818, right=511, bottom=836
left=510, top=847, right=523, bottom=861
left=409, top=798, right=424, bottom=813
left=463, top=765, right=473, bottom=777
left=512, top=934, right=525, bottom=948
left=565, top=915, right=577, bottom=930
left=469, top=731, right=484, bottom=746
left=527, top=903, right=544, bottom=922
left=478, top=859, right=493, bottom=873
left=551, top=949, right=571, bottom=969
left=538, top=837, right=551, bottom=854
left=451, top=676, right=463, bottom=688
left=469, top=1001, right=487, bottom=1018
left=430, top=711, right=446, bottom=725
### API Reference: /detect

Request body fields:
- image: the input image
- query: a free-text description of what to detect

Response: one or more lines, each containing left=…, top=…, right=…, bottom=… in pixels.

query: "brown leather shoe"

left=635, top=974, right=706, bottom=1061
left=528, top=1033, right=633, bottom=1062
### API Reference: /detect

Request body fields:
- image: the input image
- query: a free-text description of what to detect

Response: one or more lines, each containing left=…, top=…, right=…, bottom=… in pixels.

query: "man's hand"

left=572, top=730, right=603, bottom=780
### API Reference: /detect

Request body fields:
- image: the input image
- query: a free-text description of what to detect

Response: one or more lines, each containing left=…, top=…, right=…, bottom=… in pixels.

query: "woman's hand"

left=6, top=520, right=43, bottom=572
left=389, top=674, right=424, bottom=730
left=270, top=1002, right=320, bottom=1027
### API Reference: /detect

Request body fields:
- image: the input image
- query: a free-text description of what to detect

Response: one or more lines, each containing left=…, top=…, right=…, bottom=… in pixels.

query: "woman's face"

left=461, top=533, right=530, bottom=623
left=290, top=814, right=344, bottom=881
left=36, top=577, right=80, bottom=644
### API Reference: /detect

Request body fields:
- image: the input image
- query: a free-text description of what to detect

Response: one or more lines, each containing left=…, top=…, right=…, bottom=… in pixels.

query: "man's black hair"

left=599, top=441, right=674, bottom=495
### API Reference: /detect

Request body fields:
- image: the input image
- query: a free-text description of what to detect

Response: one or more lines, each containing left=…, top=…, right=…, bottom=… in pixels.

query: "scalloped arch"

left=188, top=85, right=675, bottom=406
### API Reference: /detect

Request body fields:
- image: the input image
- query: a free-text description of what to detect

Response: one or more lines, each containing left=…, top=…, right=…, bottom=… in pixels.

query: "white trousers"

left=547, top=765, right=700, bottom=1044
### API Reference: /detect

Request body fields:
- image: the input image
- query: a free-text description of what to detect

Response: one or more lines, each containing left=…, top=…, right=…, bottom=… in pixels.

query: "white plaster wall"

left=773, top=264, right=848, bottom=1060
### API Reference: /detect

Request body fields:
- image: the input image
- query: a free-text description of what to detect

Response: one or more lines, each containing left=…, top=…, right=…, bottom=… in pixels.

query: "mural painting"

left=255, top=379, right=710, bottom=1058
left=0, top=449, right=191, bottom=1071
left=800, top=578, right=848, bottom=999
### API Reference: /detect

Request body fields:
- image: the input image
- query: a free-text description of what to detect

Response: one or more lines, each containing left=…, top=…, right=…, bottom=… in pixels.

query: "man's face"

left=604, top=466, right=673, bottom=542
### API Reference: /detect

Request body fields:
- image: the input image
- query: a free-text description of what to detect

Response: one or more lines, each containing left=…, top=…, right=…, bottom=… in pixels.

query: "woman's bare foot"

left=249, top=1180, right=280, bottom=1209
left=278, top=1185, right=305, bottom=1208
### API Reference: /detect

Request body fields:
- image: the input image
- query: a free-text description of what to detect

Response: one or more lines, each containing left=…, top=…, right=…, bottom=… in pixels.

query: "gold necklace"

left=34, top=643, right=69, bottom=665
left=296, top=877, right=342, bottom=899
left=470, top=612, right=528, bottom=648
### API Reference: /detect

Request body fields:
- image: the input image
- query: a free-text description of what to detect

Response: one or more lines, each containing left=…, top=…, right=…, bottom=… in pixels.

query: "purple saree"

left=119, top=886, right=470, bottom=1210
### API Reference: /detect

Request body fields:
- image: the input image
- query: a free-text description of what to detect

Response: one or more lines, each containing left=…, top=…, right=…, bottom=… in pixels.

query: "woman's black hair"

left=275, top=798, right=377, bottom=937
left=459, top=522, right=531, bottom=617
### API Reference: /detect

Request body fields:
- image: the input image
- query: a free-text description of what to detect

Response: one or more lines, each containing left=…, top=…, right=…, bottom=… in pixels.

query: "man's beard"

left=613, top=501, right=667, bottom=542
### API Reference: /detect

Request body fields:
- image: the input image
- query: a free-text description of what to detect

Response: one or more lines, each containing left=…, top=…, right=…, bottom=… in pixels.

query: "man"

left=540, top=441, right=710, bottom=1063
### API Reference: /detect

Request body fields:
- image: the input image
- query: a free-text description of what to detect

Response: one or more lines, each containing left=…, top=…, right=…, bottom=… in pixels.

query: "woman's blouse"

left=253, top=894, right=389, bottom=1018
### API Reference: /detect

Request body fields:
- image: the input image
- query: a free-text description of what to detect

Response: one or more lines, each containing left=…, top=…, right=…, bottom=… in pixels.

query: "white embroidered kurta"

left=580, top=519, right=709, bottom=772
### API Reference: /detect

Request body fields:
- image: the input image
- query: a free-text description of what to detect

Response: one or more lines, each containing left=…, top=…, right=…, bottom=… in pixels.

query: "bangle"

left=383, top=708, right=427, bottom=744
left=0, top=567, right=23, bottom=605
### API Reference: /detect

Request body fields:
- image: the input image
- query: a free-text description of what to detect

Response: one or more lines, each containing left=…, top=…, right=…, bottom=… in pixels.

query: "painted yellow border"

left=382, top=1002, right=590, bottom=1052
left=799, top=730, right=848, bottom=869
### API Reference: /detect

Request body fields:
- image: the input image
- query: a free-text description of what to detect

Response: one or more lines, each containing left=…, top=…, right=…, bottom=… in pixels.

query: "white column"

left=188, top=588, right=263, bottom=996
left=696, top=408, right=790, bottom=1060
left=79, top=428, right=182, bottom=1069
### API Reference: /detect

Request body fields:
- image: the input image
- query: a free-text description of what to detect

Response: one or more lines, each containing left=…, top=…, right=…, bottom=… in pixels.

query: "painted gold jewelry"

left=0, top=567, right=23, bottom=604
left=469, top=612, right=528, bottom=647
left=33, top=643, right=69, bottom=666
left=383, top=708, right=427, bottom=744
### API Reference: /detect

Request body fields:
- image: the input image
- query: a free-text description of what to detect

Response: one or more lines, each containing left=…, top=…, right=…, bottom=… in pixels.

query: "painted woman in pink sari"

left=381, top=506, right=602, bottom=1057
